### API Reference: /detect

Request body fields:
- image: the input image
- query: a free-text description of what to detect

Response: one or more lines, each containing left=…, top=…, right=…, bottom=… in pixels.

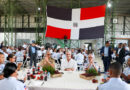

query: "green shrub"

left=42, top=65, right=55, bottom=75
left=86, top=68, right=98, bottom=76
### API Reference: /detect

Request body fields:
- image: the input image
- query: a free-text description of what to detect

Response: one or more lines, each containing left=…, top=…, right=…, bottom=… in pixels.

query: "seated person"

left=97, top=62, right=130, bottom=90
left=85, top=54, right=98, bottom=72
left=7, top=54, right=16, bottom=63
left=124, top=52, right=130, bottom=62
left=39, top=51, right=55, bottom=68
left=0, top=63, right=27, bottom=90
left=61, top=51, right=77, bottom=71
left=0, top=52, right=5, bottom=80
left=7, top=54, right=21, bottom=71
left=15, top=47, right=24, bottom=64
left=121, top=58, right=130, bottom=83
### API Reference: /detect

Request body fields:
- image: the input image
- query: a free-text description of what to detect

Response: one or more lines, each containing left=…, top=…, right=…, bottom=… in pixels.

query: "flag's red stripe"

left=80, top=5, right=106, bottom=20
left=46, top=25, right=71, bottom=39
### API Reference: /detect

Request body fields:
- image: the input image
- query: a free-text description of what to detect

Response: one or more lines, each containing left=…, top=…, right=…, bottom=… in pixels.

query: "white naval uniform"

left=125, top=55, right=130, bottom=62
left=61, top=59, right=77, bottom=71
left=75, top=53, right=84, bottom=65
left=0, top=77, right=27, bottom=90
left=3, top=52, right=8, bottom=61
left=0, top=64, right=5, bottom=74
left=62, top=54, right=66, bottom=60
left=123, top=67, right=130, bottom=76
left=98, top=78, right=130, bottom=90
left=52, top=52, right=57, bottom=59
left=15, top=51, right=24, bottom=62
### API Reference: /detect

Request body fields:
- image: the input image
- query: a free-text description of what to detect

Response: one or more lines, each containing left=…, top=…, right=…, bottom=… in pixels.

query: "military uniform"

left=39, top=57, right=55, bottom=67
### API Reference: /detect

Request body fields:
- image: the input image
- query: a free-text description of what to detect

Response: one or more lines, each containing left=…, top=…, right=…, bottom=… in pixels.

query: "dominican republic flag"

left=45, top=5, right=106, bottom=40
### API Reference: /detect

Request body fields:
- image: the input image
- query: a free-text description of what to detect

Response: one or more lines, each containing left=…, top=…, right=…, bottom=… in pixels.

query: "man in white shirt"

left=41, top=47, right=46, bottom=57
left=6, top=47, right=12, bottom=54
left=0, top=49, right=3, bottom=53
left=75, top=49, right=84, bottom=71
left=61, top=51, right=66, bottom=60
left=0, top=52, right=5, bottom=80
left=122, top=58, right=130, bottom=82
left=98, top=62, right=130, bottom=90
left=61, top=51, right=77, bottom=71
left=124, top=43, right=129, bottom=51
left=22, top=42, right=27, bottom=49
left=0, top=63, right=26, bottom=90
left=125, top=53, right=130, bottom=62
left=85, top=54, right=98, bottom=71
left=75, top=49, right=84, bottom=65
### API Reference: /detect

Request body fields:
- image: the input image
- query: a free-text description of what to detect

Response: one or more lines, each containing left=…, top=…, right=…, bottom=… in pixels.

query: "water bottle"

left=104, top=72, right=108, bottom=80
left=27, top=70, right=30, bottom=80
left=47, top=72, right=50, bottom=79
left=37, top=65, right=40, bottom=72
left=44, top=70, right=47, bottom=81
left=98, top=66, right=101, bottom=74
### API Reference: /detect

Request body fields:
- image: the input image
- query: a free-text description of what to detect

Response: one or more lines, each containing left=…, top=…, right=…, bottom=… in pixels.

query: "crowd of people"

left=0, top=41, right=130, bottom=90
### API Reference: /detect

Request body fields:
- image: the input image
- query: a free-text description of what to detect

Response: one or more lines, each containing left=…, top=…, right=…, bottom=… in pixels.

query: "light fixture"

left=38, top=7, right=41, bottom=11
left=107, top=0, right=112, bottom=8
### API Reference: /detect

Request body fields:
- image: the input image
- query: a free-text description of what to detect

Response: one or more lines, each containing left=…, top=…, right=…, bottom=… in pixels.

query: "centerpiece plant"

left=85, top=68, right=98, bottom=76
left=42, top=65, right=55, bottom=75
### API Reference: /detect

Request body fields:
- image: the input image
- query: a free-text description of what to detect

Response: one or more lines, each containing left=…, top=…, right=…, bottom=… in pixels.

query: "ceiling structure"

left=0, top=0, right=130, bottom=16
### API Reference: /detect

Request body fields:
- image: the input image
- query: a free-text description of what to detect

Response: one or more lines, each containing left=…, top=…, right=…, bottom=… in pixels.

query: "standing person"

left=28, top=41, right=37, bottom=68
left=0, top=41, right=3, bottom=49
left=100, top=41, right=112, bottom=72
left=0, top=63, right=27, bottom=90
left=116, top=43, right=126, bottom=65
left=98, top=62, right=130, bottom=90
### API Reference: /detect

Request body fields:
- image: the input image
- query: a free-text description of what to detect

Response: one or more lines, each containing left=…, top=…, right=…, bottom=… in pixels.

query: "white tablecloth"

left=18, top=70, right=103, bottom=90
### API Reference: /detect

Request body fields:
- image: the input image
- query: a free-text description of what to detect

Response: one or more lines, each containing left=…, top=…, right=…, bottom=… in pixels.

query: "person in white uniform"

left=75, top=49, right=84, bottom=70
left=22, top=42, right=27, bottom=49
left=15, top=47, right=24, bottom=63
left=122, top=57, right=130, bottom=83
left=75, top=49, right=84, bottom=65
left=0, top=52, right=5, bottom=80
left=98, top=62, right=130, bottom=90
left=0, top=63, right=27, bottom=90
left=61, top=51, right=77, bottom=71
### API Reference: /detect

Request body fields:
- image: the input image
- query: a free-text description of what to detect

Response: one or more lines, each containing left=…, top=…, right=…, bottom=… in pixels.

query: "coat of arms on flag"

left=45, top=5, right=106, bottom=40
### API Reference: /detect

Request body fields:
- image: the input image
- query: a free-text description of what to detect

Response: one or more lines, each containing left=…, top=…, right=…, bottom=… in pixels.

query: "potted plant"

left=80, top=68, right=99, bottom=80
left=42, top=65, right=62, bottom=78
left=85, top=68, right=99, bottom=76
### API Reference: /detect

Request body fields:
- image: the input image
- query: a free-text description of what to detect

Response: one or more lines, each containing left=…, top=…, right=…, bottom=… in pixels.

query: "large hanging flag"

left=45, top=5, right=106, bottom=40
